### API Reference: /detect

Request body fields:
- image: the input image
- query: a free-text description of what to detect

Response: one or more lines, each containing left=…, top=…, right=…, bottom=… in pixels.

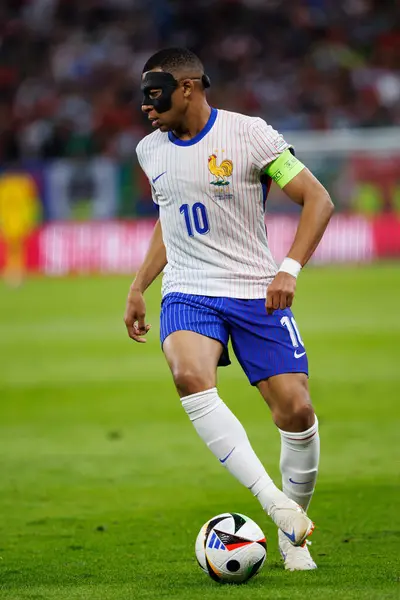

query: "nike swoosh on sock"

left=219, top=447, right=235, bottom=463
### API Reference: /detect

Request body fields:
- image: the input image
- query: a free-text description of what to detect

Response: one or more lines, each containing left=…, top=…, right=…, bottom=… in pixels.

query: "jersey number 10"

left=180, top=203, right=210, bottom=237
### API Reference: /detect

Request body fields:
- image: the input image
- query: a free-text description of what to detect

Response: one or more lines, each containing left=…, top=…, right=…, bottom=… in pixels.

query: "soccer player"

left=124, top=48, right=334, bottom=571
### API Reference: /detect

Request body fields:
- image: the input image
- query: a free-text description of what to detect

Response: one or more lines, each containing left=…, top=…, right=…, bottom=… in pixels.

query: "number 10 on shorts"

left=280, top=316, right=305, bottom=348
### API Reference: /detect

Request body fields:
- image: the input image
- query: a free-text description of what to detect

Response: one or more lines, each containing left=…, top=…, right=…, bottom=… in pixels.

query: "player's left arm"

left=265, top=151, right=334, bottom=313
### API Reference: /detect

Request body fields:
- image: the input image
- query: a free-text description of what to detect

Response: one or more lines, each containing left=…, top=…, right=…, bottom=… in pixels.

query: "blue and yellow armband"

left=263, top=149, right=305, bottom=189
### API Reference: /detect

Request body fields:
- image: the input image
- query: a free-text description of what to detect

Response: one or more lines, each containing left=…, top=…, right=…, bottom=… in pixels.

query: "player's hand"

left=124, top=288, right=151, bottom=343
left=266, top=272, right=297, bottom=314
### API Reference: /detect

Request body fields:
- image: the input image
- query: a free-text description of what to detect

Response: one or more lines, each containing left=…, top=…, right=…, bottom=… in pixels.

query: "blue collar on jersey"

left=168, top=108, right=218, bottom=147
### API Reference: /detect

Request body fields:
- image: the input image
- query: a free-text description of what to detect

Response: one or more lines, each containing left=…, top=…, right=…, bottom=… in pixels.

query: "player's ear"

left=181, top=79, right=194, bottom=98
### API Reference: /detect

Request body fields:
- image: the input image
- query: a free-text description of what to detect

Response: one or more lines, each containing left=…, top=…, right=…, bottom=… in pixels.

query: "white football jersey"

left=136, top=108, right=291, bottom=298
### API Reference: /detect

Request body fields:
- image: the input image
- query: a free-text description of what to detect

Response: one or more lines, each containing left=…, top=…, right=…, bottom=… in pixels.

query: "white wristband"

left=278, top=257, right=302, bottom=279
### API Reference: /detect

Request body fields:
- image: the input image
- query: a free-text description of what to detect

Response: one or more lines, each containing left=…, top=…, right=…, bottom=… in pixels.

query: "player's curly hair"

left=142, top=47, right=204, bottom=75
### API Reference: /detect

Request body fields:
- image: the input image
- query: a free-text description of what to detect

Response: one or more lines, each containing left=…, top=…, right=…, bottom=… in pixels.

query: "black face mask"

left=141, top=71, right=211, bottom=114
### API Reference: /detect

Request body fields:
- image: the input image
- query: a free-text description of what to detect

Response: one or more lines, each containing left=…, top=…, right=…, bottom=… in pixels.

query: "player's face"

left=142, top=86, right=187, bottom=132
left=141, top=69, right=190, bottom=132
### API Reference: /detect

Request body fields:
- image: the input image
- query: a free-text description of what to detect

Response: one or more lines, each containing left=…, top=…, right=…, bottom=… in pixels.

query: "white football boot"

left=269, top=498, right=314, bottom=547
left=278, top=529, right=317, bottom=571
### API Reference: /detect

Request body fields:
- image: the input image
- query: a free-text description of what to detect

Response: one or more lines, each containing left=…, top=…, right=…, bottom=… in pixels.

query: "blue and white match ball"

left=195, top=512, right=267, bottom=584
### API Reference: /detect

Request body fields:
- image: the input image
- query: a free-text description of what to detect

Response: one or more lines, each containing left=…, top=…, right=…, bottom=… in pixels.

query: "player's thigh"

left=160, top=293, right=230, bottom=397
left=163, top=330, right=223, bottom=397
left=226, top=300, right=314, bottom=430
left=257, top=372, right=315, bottom=432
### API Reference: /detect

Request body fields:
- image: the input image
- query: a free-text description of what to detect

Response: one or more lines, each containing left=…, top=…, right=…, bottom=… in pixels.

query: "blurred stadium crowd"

left=0, top=0, right=399, bottom=162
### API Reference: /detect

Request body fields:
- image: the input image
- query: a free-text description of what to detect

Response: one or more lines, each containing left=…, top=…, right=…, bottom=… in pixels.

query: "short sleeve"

left=136, top=140, right=145, bottom=171
left=249, top=118, right=291, bottom=172
left=150, top=184, right=159, bottom=206
left=136, top=140, right=159, bottom=206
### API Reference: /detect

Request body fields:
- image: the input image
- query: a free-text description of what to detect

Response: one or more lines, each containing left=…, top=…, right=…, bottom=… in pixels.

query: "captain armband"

left=263, top=148, right=305, bottom=189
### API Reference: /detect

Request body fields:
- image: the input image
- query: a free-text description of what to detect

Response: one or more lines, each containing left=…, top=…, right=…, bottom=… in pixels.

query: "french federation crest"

left=208, top=153, right=233, bottom=186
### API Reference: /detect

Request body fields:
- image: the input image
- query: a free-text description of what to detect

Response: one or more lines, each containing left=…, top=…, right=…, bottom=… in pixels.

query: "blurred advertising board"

left=39, top=220, right=156, bottom=275
left=1, top=214, right=399, bottom=274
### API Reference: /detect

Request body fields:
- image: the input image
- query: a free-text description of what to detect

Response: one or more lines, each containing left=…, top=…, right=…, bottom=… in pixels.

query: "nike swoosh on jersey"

left=152, top=171, right=167, bottom=183
left=219, top=447, right=235, bottom=463
left=294, top=350, right=306, bottom=359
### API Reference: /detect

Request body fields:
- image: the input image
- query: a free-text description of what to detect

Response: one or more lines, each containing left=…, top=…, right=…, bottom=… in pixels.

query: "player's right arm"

left=124, top=218, right=167, bottom=342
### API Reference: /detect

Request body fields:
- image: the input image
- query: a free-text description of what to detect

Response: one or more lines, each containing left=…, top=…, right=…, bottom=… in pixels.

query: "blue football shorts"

left=160, top=293, right=308, bottom=386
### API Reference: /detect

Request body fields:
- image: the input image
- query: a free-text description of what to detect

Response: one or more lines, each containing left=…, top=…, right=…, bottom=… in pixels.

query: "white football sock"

left=279, top=416, right=320, bottom=511
left=181, top=387, right=288, bottom=513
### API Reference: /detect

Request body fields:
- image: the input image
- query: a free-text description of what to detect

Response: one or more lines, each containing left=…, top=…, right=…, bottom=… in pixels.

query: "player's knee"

left=274, top=401, right=315, bottom=432
left=172, top=366, right=214, bottom=397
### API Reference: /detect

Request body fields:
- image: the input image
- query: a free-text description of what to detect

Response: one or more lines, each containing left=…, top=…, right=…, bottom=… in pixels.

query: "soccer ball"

left=195, top=512, right=266, bottom=584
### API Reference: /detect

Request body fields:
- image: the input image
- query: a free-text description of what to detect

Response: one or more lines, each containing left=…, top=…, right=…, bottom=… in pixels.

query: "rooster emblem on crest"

left=208, top=153, right=233, bottom=186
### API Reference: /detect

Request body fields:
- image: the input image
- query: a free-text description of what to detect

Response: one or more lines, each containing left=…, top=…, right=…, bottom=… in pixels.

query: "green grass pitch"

left=0, top=265, right=399, bottom=599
